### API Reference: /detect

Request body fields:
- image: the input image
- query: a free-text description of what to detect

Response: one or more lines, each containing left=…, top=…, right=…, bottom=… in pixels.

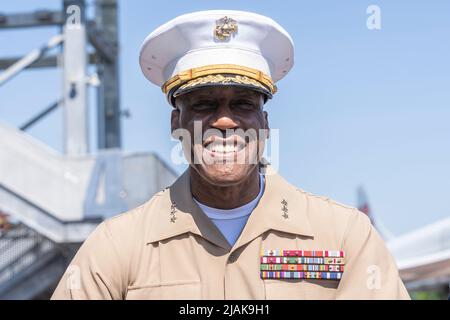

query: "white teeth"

left=204, top=138, right=246, bottom=154
left=206, top=144, right=239, bottom=153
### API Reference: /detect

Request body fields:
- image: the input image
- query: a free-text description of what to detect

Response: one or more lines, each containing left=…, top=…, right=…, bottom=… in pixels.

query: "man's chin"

left=191, top=163, right=255, bottom=187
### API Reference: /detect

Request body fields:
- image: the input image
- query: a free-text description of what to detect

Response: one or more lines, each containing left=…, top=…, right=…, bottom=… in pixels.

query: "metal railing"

left=0, top=223, right=68, bottom=299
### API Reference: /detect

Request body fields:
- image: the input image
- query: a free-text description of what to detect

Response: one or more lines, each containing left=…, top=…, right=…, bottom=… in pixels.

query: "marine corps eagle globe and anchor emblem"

left=214, top=16, right=238, bottom=41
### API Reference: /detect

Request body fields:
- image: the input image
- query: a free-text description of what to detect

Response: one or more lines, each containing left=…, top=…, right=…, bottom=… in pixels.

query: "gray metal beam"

left=0, top=34, right=63, bottom=87
left=87, top=21, right=116, bottom=63
left=20, top=100, right=62, bottom=132
left=96, top=0, right=122, bottom=149
left=0, top=11, right=64, bottom=29
left=0, top=53, right=98, bottom=70
left=0, top=56, right=58, bottom=70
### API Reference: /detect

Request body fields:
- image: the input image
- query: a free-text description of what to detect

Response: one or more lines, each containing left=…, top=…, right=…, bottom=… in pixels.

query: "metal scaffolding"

left=0, top=1, right=177, bottom=299
left=0, top=0, right=122, bottom=154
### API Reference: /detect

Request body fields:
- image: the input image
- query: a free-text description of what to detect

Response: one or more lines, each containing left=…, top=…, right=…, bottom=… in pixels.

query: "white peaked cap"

left=139, top=10, right=295, bottom=105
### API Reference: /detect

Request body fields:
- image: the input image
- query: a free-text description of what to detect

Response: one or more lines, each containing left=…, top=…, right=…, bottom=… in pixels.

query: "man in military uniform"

left=52, top=10, right=410, bottom=300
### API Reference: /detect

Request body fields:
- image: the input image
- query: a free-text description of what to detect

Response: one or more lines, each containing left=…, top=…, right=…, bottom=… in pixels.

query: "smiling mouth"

left=203, top=137, right=246, bottom=155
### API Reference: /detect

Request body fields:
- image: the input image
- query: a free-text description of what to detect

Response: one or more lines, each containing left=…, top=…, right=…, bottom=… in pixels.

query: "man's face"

left=172, top=86, right=269, bottom=186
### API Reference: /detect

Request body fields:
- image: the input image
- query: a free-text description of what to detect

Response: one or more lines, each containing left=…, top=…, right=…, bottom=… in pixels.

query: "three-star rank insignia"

left=260, top=250, right=345, bottom=280
left=281, top=199, right=289, bottom=219
left=170, top=202, right=177, bottom=223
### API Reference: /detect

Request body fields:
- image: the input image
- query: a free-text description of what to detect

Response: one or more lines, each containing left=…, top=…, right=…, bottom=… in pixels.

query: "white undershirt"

left=193, top=174, right=265, bottom=246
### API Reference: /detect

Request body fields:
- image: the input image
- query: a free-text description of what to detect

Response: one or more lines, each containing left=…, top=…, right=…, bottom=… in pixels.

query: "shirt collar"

left=146, top=166, right=314, bottom=251
left=192, top=173, right=264, bottom=219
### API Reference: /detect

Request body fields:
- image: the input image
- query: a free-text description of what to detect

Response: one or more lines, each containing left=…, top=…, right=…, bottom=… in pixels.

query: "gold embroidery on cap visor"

left=162, top=64, right=277, bottom=97
left=172, top=74, right=274, bottom=98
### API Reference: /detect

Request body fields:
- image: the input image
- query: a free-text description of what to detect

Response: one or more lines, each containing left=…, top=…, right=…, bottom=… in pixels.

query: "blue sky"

left=1, top=0, right=449, bottom=236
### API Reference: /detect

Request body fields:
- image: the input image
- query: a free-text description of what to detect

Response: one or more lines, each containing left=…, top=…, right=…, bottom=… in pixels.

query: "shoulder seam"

left=295, top=188, right=356, bottom=211
left=106, top=203, right=145, bottom=221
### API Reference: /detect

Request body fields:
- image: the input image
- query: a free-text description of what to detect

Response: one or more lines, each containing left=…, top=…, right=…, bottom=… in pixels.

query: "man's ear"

left=263, top=110, right=270, bottom=139
left=171, top=108, right=180, bottom=136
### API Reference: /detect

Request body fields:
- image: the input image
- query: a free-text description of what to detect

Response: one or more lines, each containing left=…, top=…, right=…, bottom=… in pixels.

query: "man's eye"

left=233, top=101, right=256, bottom=110
left=191, top=101, right=216, bottom=111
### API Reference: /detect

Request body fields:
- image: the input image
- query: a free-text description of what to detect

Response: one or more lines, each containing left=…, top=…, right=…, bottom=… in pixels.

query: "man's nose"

left=211, top=105, right=239, bottom=130
left=211, top=116, right=239, bottom=130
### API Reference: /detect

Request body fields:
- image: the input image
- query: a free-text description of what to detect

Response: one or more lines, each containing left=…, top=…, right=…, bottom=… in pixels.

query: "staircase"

left=0, top=122, right=177, bottom=299
left=0, top=223, right=79, bottom=299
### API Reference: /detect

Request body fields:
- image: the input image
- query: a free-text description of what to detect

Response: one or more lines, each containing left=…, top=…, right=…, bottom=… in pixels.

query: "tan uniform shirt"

left=52, top=169, right=410, bottom=300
